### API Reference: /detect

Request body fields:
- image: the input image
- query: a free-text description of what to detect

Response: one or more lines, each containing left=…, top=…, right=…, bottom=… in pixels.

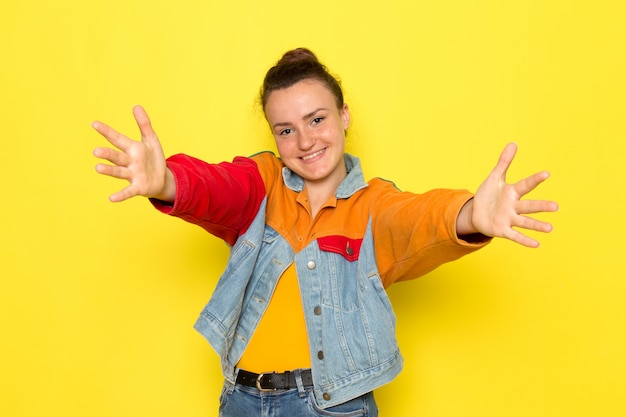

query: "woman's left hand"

left=457, top=143, right=559, bottom=248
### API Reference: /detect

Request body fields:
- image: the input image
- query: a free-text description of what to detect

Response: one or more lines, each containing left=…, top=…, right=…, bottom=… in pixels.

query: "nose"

left=297, top=130, right=316, bottom=150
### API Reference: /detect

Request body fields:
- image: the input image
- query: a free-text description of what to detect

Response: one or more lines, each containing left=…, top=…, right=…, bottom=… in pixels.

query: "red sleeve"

left=151, top=154, right=266, bottom=246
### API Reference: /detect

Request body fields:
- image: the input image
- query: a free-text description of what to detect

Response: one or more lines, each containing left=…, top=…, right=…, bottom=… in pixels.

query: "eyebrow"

left=272, top=108, right=328, bottom=130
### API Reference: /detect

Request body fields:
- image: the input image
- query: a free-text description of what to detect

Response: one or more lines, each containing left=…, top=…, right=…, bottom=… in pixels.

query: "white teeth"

left=302, top=149, right=325, bottom=161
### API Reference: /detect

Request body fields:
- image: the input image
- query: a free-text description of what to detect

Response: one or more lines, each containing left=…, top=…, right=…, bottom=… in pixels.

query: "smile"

left=301, top=148, right=327, bottom=161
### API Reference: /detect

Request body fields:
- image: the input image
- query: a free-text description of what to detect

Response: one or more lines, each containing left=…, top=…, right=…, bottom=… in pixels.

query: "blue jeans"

left=219, top=371, right=378, bottom=417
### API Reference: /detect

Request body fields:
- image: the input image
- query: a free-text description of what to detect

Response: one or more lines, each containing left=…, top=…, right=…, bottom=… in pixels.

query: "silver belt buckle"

left=256, top=372, right=277, bottom=392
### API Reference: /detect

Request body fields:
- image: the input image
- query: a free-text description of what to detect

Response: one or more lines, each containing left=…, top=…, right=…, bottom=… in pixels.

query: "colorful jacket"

left=153, top=151, right=489, bottom=408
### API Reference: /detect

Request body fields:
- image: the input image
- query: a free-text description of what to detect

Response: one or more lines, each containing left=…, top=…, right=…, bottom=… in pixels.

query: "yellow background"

left=1, top=0, right=625, bottom=416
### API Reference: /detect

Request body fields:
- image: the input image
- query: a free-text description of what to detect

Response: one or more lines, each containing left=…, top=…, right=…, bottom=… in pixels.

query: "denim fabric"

left=219, top=370, right=378, bottom=417
left=193, top=155, right=403, bottom=409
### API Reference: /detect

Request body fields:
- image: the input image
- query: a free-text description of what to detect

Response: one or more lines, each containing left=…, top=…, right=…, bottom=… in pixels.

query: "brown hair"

left=260, top=48, right=344, bottom=110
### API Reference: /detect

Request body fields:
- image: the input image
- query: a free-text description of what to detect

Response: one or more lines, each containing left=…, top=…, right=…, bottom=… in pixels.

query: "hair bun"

left=277, top=48, right=319, bottom=65
left=261, top=47, right=344, bottom=109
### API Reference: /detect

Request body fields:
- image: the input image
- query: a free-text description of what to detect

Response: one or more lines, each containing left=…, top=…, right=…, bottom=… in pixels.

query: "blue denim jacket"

left=193, top=155, right=403, bottom=409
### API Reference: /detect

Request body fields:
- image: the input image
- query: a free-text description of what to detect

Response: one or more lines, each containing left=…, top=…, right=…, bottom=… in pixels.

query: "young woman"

left=92, top=48, right=557, bottom=417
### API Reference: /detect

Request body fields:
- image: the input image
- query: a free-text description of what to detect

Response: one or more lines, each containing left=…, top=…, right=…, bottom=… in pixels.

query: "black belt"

left=236, top=369, right=314, bottom=392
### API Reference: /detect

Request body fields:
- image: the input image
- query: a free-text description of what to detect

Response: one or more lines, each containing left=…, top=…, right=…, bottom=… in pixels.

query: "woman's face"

left=264, top=79, right=350, bottom=189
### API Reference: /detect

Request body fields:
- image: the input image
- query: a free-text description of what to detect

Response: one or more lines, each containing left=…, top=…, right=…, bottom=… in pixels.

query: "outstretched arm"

left=92, top=105, right=175, bottom=203
left=456, top=143, right=559, bottom=248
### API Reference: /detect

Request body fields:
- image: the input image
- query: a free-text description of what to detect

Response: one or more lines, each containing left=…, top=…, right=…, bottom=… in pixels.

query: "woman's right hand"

left=92, top=105, right=175, bottom=203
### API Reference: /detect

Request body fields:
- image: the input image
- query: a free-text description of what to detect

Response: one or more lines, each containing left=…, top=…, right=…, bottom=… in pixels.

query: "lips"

left=301, top=148, right=327, bottom=161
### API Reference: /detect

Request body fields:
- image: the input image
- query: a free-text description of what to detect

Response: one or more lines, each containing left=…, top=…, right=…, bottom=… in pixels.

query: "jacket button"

left=313, top=306, right=322, bottom=315
left=346, top=246, right=354, bottom=256
left=323, top=393, right=331, bottom=401
left=307, top=260, right=316, bottom=270
left=317, top=350, right=324, bottom=360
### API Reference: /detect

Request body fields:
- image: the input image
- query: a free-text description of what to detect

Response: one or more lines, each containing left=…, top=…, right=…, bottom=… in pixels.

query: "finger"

left=514, top=171, right=551, bottom=196
left=91, top=120, right=133, bottom=152
left=513, top=215, right=554, bottom=233
left=109, top=185, right=139, bottom=203
left=490, top=142, right=518, bottom=181
left=132, top=105, right=158, bottom=144
left=95, top=163, right=132, bottom=181
left=504, top=228, right=541, bottom=248
left=517, top=199, right=559, bottom=215
left=93, top=146, right=128, bottom=167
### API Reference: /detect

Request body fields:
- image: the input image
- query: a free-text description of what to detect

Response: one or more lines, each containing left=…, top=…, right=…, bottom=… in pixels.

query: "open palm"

left=92, top=105, right=173, bottom=203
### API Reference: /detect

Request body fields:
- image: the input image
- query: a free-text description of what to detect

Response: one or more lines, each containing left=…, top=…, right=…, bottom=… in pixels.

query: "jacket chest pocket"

left=317, top=235, right=362, bottom=261
left=317, top=236, right=364, bottom=313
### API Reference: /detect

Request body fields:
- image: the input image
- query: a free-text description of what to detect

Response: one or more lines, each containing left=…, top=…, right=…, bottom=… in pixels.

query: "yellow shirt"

left=237, top=263, right=311, bottom=373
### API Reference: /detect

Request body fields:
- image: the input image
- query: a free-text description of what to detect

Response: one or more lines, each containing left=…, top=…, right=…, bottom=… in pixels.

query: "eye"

left=279, top=128, right=294, bottom=136
left=311, top=117, right=324, bottom=125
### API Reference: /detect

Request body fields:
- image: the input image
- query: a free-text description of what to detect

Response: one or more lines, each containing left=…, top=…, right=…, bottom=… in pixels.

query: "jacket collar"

left=282, top=153, right=369, bottom=198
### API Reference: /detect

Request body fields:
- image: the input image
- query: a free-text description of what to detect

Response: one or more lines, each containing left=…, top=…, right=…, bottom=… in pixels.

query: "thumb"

left=132, top=105, right=158, bottom=144
left=491, top=142, right=518, bottom=182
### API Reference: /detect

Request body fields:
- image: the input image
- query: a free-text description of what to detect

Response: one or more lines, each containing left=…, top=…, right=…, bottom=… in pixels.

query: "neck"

left=307, top=186, right=334, bottom=218
left=305, top=170, right=346, bottom=218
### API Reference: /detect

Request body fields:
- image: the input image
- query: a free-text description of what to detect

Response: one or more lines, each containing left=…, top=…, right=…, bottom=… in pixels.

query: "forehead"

left=264, top=79, right=337, bottom=120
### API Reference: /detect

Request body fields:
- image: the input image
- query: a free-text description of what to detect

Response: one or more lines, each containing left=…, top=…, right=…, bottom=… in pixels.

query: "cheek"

left=274, top=139, right=293, bottom=157
left=323, top=125, right=347, bottom=144
left=315, top=124, right=339, bottom=141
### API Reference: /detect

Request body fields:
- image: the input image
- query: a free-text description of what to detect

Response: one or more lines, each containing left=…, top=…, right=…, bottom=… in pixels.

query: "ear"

left=341, top=103, right=351, bottom=130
